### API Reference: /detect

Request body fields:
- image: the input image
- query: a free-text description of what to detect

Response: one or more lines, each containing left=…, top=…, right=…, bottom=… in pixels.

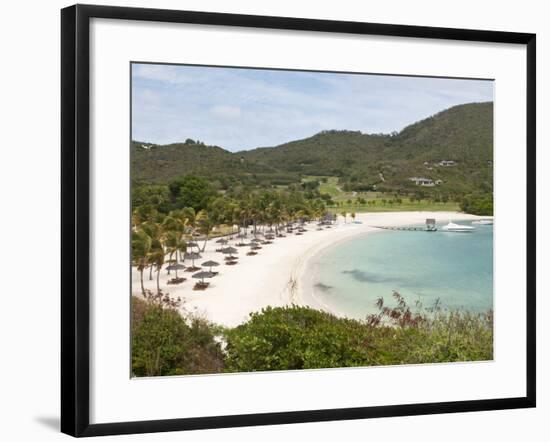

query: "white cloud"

left=133, top=64, right=194, bottom=85
left=131, top=64, right=493, bottom=151
left=209, top=105, right=242, bottom=120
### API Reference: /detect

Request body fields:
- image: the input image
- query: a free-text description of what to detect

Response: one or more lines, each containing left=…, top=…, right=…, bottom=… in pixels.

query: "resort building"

left=409, top=177, right=436, bottom=186
left=439, top=160, right=457, bottom=166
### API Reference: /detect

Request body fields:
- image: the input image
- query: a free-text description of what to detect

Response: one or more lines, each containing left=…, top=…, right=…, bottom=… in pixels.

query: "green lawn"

left=301, top=175, right=461, bottom=213
left=328, top=200, right=460, bottom=213
left=317, top=177, right=343, bottom=197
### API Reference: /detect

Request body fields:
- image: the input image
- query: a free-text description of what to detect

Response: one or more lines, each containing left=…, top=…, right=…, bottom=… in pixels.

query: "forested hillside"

left=132, top=102, right=493, bottom=198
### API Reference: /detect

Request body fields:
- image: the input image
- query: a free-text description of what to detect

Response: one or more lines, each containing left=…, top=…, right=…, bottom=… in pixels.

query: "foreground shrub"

left=131, top=294, right=224, bottom=377
left=224, top=294, right=493, bottom=373
left=132, top=291, right=493, bottom=376
left=224, top=306, right=379, bottom=372
left=365, top=293, right=493, bottom=364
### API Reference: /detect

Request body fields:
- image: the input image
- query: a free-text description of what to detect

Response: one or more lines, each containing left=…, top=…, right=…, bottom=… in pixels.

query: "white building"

left=439, top=160, right=456, bottom=166
left=409, top=177, right=435, bottom=187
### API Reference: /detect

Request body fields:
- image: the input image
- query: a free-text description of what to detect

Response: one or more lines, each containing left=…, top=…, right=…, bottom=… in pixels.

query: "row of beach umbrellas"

left=164, top=223, right=314, bottom=287
left=166, top=258, right=219, bottom=272
left=169, top=224, right=309, bottom=273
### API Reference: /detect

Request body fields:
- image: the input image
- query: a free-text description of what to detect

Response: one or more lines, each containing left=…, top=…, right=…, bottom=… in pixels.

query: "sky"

left=131, top=63, right=493, bottom=152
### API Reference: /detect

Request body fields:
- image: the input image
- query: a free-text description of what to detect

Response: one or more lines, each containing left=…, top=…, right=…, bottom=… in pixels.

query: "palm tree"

left=295, top=209, right=306, bottom=224
left=163, top=231, right=181, bottom=278
left=237, top=199, right=252, bottom=237
left=351, top=211, right=356, bottom=222
left=148, top=239, right=165, bottom=295
left=131, top=229, right=151, bottom=295
left=162, top=214, right=186, bottom=276
left=140, top=221, right=161, bottom=280
left=340, top=211, right=347, bottom=223
left=181, top=207, right=196, bottom=237
left=132, top=205, right=156, bottom=230
left=196, top=209, right=214, bottom=252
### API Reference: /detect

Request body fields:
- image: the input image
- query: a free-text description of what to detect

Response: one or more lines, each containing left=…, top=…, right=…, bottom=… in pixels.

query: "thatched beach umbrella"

left=192, top=271, right=214, bottom=284
left=221, top=246, right=237, bottom=254
left=184, top=252, right=202, bottom=270
left=166, top=262, right=185, bottom=278
left=247, top=242, right=259, bottom=255
left=201, top=260, right=220, bottom=273
left=187, top=241, right=200, bottom=249
left=215, top=238, right=228, bottom=244
left=221, top=246, right=238, bottom=259
left=166, top=263, right=185, bottom=271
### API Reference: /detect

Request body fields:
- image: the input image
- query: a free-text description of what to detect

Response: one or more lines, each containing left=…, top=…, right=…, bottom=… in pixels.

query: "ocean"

left=309, top=221, right=493, bottom=319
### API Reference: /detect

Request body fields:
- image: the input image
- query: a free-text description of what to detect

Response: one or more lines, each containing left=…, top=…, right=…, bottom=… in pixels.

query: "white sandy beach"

left=132, top=211, right=490, bottom=327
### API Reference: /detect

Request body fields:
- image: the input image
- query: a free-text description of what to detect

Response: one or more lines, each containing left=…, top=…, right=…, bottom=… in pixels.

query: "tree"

left=148, top=239, right=165, bottom=294
left=140, top=221, right=162, bottom=280
left=132, top=230, right=152, bottom=295
left=168, top=175, right=216, bottom=212
left=350, top=212, right=356, bottom=222
left=132, top=297, right=224, bottom=376
left=460, top=194, right=493, bottom=215
left=340, top=211, right=347, bottom=223
left=196, top=209, right=214, bottom=252
left=162, top=215, right=186, bottom=277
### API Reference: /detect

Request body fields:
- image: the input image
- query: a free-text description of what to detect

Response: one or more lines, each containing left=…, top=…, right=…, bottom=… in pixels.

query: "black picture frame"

left=61, top=4, right=536, bottom=437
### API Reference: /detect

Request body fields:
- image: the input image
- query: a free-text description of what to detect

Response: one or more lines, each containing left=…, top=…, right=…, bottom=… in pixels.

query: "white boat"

left=472, top=219, right=494, bottom=225
left=441, top=221, right=475, bottom=232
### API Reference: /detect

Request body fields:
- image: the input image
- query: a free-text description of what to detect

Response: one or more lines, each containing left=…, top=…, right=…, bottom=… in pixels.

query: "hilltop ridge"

left=132, top=102, right=493, bottom=195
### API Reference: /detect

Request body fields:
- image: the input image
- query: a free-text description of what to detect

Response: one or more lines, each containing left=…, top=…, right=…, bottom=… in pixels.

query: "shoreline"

left=296, top=211, right=490, bottom=317
left=132, top=211, right=490, bottom=327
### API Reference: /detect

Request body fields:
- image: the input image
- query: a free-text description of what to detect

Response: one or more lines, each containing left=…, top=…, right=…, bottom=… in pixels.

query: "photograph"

left=130, top=63, right=495, bottom=377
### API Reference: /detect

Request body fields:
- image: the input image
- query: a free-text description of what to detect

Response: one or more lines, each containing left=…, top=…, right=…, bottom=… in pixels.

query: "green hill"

left=131, top=102, right=493, bottom=197
left=131, top=139, right=300, bottom=190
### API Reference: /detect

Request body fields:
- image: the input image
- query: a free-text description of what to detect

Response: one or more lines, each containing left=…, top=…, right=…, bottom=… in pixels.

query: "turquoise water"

left=310, top=222, right=493, bottom=319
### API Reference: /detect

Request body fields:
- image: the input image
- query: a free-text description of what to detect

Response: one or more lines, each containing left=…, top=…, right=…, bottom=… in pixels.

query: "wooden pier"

left=373, top=226, right=431, bottom=231
left=373, top=218, right=438, bottom=232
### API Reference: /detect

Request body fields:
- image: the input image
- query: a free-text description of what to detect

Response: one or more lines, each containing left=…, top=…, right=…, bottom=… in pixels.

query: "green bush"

left=460, top=194, right=493, bottom=215
left=132, top=294, right=493, bottom=376
left=132, top=296, right=224, bottom=377
left=223, top=298, right=493, bottom=373
left=223, top=306, right=378, bottom=372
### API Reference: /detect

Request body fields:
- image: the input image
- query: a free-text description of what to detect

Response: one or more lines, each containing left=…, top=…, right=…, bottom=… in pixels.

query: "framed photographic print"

left=61, top=4, right=536, bottom=437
